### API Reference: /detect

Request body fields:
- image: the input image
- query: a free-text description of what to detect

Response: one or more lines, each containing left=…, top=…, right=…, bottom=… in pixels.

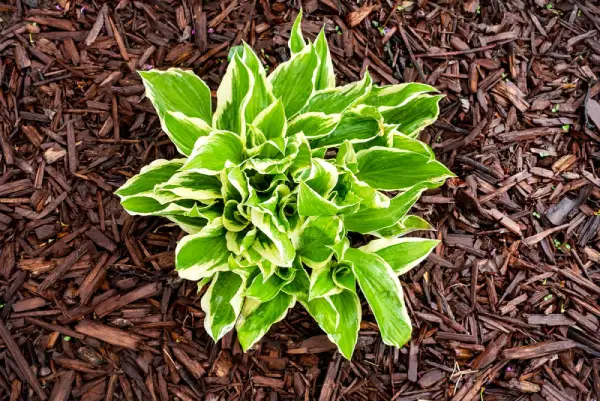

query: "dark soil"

left=1, top=0, right=600, bottom=400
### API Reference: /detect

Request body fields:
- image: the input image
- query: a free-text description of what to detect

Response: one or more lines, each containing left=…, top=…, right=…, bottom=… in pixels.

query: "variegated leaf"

left=303, top=70, right=372, bottom=115
left=183, top=131, right=244, bottom=175
left=310, top=105, right=384, bottom=149
left=356, top=147, right=454, bottom=191
left=213, top=54, right=254, bottom=135
left=201, top=271, right=246, bottom=341
left=269, top=44, right=319, bottom=118
left=360, top=237, right=439, bottom=275
left=345, top=248, right=412, bottom=348
left=236, top=292, right=296, bottom=351
left=175, top=222, right=230, bottom=280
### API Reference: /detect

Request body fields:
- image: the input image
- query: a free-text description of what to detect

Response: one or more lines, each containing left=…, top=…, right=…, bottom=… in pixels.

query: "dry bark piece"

left=12, top=297, right=47, bottom=312
left=526, top=314, right=576, bottom=326
left=48, top=371, right=75, bottom=401
left=75, top=320, right=141, bottom=349
left=588, top=99, right=600, bottom=130
left=85, top=226, right=117, bottom=251
left=0, top=320, right=47, bottom=400
left=84, top=5, right=108, bottom=46
left=38, top=243, right=87, bottom=291
left=472, top=333, right=508, bottom=369
left=346, top=3, right=376, bottom=28
left=94, top=282, right=161, bottom=317
left=487, top=208, right=522, bottom=236
left=498, top=127, right=564, bottom=142
left=287, top=335, right=337, bottom=354
left=502, top=341, right=579, bottom=360
left=522, top=223, right=570, bottom=246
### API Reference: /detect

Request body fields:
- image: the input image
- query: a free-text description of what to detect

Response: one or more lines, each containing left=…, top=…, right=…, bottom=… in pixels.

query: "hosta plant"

left=116, top=12, right=453, bottom=359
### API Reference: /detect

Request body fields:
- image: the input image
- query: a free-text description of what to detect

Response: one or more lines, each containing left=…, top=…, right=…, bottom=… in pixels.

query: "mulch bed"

left=0, top=0, right=600, bottom=400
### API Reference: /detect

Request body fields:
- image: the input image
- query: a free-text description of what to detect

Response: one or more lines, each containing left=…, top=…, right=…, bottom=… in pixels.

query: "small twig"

left=583, top=79, right=592, bottom=127
left=0, top=320, right=47, bottom=400
left=414, top=40, right=513, bottom=58
left=398, top=25, right=426, bottom=82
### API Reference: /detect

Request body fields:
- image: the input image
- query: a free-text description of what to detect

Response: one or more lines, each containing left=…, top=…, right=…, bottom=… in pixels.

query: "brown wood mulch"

left=0, top=0, right=600, bottom=400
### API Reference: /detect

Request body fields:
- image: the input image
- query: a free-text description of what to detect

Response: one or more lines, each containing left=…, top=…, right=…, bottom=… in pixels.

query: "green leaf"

left=336, top=170, right=389, bottom=209
left=392, top=132, right=435, bottom=158
left=226, top=228, right=256, bottom=255
left=244, top=155, right=294, bottom=175
left=314, top=29, right=335, bottom=90
left=227, top=45, right=244, bottom=61
left=269, top=44, right=319, bottom=118
left=351, top=124, right=394, bottom=152
left=329, top=237, right=350, bottom=261
left=176, top=222, right=230, bottom=280
left=157, top=171, right=222, bottom=203
left=236, top=292, right=295, bottom=351
left=303, top=263, right=359, bottom=359
left=117, top=159, right=184, bottom=198
left=302, top=159, right=338, bottom=196
left=246, top=269, right=295, bottom=303
left=249, top=209, right=296, bottom=267
left=282, top=259, right=311, bottom=297
left=244, top=124, right=267, bottom=151
left=252, top=99, right=287, bottom=142
left=160, top=112, right=212, bottom=156
left=328, top=289, right=361, bottom=359
left=201, top=271, right=245, bottom=341
left=362, top=82, right=437, bottom=108
left=343, top=185, right=427, bottom=233
left=289, top=10, right=306, bottom=54
left=298, top=216, right=344, bottom=269
left=184, top=202, right=224, bottom=221
left=286, top=133, right=312, bottom=177
left=288, top=263, right=358, bottom=359
left=345, top=248, right=412, bottom=348
left=166, top=215, right=208, bottom=234
left=302, top=296, right=339, bottom=335
left=309, top=264, right=342, bottom=300
left=312, top=148, right=327, bottom=158
left=223, top=200, right=249, bottom=232
left=120, top=198, right=216, bottom=218
left=370, top=214, right=434, bottom=238
left=303, top=71, right=372, bottom=114
left=221, top=166, right=250, bottom=203
left=119, top=196, right=181, bottom=215
left=228, top=255, right=258, bottom=274
left=356, top=147, right=454, bottom=191
left=310, top=105, right=384, bottom=149
left=117, top=159, right=187, bottom=216
left=182, top=131, right=244, bottom=175
left=298, top=181, right=355, bottom=216
left=335, top=141, right=358, bottom=171
left=287, top=112, right=340, bottom=140
left=245, top=130, right=285, bottom=160
left=198, top=276, right=213, bottom=291
left=360, top=237, right=439, bottom=275
left=329, top=187, right=362, bottom=214
left=241, top=43, right=275, bottom=123
left=380, top=94, right=443, bottom=137
left=278, top=203, right=302, bottom=249
left=331, top=261, right=355, bottom=290
left=139, top=68, right=212, bottom=125
left=213, top=54, right=254, bottom=135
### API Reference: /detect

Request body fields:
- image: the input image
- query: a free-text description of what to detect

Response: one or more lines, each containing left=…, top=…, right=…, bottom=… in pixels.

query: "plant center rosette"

left=116, top=11, right=454, bottom=359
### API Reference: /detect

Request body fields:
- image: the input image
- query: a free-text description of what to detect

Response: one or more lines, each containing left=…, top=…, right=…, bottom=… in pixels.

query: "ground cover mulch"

left=1, top=0, right=600, bottom=400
